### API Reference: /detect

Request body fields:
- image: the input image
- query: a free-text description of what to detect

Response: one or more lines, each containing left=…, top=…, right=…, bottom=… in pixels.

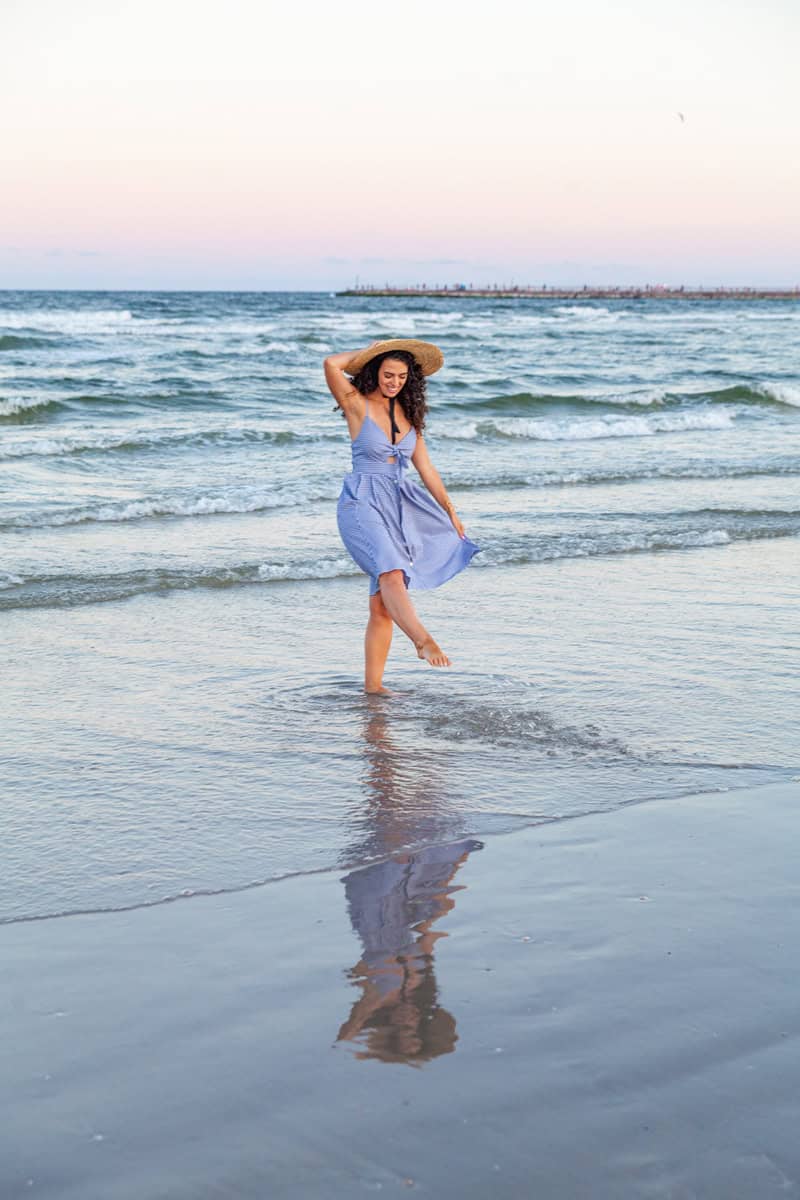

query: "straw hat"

left=344, top=338, right=444, bottom=378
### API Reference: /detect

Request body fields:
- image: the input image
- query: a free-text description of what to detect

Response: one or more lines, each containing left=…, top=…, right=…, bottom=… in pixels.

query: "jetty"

left=337, top=285, right=799, bottom=301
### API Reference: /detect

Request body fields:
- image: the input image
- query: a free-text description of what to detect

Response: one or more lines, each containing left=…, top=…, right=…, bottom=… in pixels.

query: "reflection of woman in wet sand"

left=336, top=698, right=482, bottom=1065
left=337, top=839, right=481, bottom=1064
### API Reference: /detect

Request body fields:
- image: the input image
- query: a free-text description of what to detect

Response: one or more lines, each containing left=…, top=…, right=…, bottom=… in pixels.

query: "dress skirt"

left=337, top=469, right=480, bottom=595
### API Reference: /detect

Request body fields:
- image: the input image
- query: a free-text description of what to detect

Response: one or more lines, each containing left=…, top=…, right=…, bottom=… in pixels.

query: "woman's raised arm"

left=323, top=350, right=361, bottom=411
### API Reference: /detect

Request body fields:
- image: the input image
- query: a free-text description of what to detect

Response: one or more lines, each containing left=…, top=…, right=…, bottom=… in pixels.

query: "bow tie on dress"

left=388, top=442, right=412, bottom=473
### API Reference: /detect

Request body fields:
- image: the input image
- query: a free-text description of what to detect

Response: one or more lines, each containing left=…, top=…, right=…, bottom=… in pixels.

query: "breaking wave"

left=0, top=425, right=340, bottom=459
left=442, top=409, right=737, bottom=442
left=3, top=518, right=797, bottom=611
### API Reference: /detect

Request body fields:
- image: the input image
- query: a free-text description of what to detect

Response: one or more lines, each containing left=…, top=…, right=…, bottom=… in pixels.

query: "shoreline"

left=337, top=286, right=800, bottom=300
left=5, top=778, right=800, bottom=1198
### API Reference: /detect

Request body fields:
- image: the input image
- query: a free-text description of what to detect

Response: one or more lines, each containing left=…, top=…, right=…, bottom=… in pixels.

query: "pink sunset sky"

left=2, top=0, right=797, bottom=290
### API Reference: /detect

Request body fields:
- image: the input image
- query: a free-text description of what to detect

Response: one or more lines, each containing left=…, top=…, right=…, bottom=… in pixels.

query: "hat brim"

left=344, top=339, right=444, bottom=378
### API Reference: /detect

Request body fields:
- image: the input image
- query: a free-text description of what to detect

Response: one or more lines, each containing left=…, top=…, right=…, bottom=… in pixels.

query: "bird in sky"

left=677, top=111, right=686, bottom=123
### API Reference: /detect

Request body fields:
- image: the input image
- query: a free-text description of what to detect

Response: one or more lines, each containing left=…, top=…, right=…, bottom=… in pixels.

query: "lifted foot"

left=414, top=636, right=452, bottom=668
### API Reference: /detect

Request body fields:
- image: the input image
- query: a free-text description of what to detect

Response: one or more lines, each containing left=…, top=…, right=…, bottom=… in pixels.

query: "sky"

left=1, top=0, right=798, bottom=290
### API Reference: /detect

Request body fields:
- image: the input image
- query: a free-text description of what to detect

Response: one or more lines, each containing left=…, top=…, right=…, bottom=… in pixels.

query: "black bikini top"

left=389, top=395, right=401, bottom=445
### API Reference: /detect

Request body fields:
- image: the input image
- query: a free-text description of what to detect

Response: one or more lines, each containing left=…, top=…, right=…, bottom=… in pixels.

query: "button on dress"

left=337, top=402, right=480, bottom=595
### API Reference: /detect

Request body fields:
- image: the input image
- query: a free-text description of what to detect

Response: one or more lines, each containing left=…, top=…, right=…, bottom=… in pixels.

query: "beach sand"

left=4, top=778, right=800, bottom=1199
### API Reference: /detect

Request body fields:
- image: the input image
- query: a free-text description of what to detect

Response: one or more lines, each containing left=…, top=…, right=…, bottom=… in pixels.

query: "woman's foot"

left=414, top=636, right=452, bottom=668
left=364, top=685, right=392, bottom=696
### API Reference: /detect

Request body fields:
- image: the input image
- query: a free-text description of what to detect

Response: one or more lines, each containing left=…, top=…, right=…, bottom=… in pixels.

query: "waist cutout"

left=349, top=455, right=406, bottom=476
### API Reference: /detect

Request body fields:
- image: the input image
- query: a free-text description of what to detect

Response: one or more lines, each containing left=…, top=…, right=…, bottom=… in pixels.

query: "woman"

left=324, top=338, right=479, bottom=693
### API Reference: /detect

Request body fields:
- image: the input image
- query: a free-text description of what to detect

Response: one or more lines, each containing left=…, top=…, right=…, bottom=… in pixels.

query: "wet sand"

left=4, top=779, right=800, bottom=1199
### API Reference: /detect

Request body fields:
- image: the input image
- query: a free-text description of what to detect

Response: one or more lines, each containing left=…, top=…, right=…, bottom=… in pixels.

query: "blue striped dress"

left=336, top=401, right=480, bottom=595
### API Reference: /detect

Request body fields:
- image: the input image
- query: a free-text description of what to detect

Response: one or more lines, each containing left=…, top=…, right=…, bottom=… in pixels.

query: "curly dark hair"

left=346, top=349, right=429, bottom=435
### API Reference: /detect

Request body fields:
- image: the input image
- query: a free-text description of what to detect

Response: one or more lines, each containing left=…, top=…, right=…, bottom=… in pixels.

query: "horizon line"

left=2, top=284, right=800, bottom=295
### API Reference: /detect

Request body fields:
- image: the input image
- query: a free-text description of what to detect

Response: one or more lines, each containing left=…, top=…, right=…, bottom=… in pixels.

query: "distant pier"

left=337, top=286, right=799, bottom=301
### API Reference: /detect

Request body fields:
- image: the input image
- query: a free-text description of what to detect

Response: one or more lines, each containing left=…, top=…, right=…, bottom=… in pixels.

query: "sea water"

left=2, top=290, right=798, bottom=922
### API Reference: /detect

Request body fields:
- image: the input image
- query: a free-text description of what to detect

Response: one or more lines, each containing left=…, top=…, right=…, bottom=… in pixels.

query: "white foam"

left=554, top=305, right=615, bottom=320
left=0, top=396, right=54, bottom=417
left=258, top=557, right=356, bottom=581
left=624, top=529, right=731, bottom=551
left=519, top=410, right=735, bottom=441
left=636, top=310, right=774, bottom=326
left=0, top=309, right=133, bottom=333
left=422, top=311, right=465, bottom=325
left=756, top=382, right=800, bottom=408
left=506, top=314, right=552, bottom=327
left=120, top=318, right=280, bottom=337
left=0, top=572, right=24, bottom=589
left=0, top=430, right=152, bottom=459
left=745, top=311, right=800, bottom=322
left=522, top=529, right=733, bottom=562
left=374, top=315, right=418, bottom=333
left=0, top=419, right=334, bottom=460
left=443, top=421, right=480, bottom=439
left=573, top=389, right=670, bottom=408
left=11, top=484, right=337, bottom=527
left=443, top=409, right=735, bottom=442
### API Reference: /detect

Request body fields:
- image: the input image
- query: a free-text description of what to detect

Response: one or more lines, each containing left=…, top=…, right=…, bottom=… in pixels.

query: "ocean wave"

left=697, top=382, right=800, bottom=409
left=0, top=557, right=361, bottom=609
left=373, top=315, right=418, bottom=334
left=448, top=389, right=672, bottom=413
left=9, top=482, right=800, bottom=534
left=4, top=520, right=797, bottom=611
left=615, top=529, right=733, bottom=550
left=0, top=334, right=53, bottom=351
left=639, top=308, right=799, bottom=325
left=500, top=528, right=733, bottom=562
left=130, top=318, right=282, bottom=336
left=553, top=304, right=617, bottom=320
left=341, top=308, right=466, bottom=331
left=0, top=424, right=341, bottom=460
left=446, top=383, right=800, bottom=417
left=259, top=340, right=299, bottom=353
left=0, top=308, right=133, bottom=334
left=757, top=382, right=800, bottom=408
left=489, top=517, right=800, bottom=566
left=175, top=340, right=303, bottom=358
left=442, top=409, right=736, bottom=442
left=745, top=312, right=800, bottom=322
left=3, top=483, right=337, bottom=528
left=0, top=309, right=287, bottom=340
left=0, top=396, right=63, bottom=419
left=481, top=528, right=739, bottom=568
left=448, top=461, right=800, bottom=490
left=257, top=557, right=354, bottom=581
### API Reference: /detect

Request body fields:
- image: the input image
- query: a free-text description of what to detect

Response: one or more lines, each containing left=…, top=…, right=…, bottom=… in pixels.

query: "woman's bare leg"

left=365, top=591, right=394, bottom=694
left=378, top=570, right=451, bottom=668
